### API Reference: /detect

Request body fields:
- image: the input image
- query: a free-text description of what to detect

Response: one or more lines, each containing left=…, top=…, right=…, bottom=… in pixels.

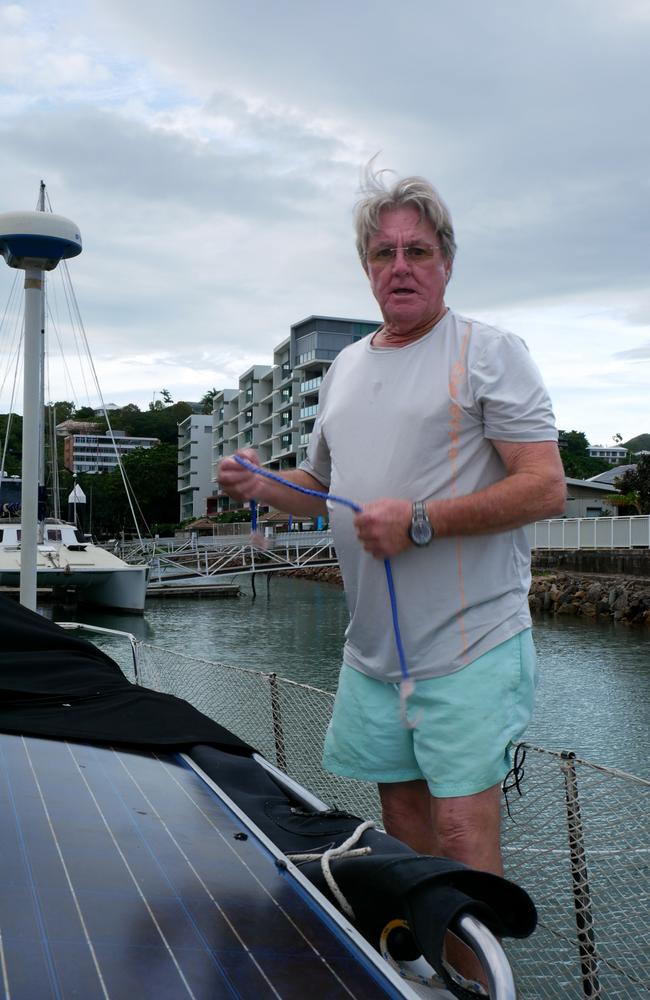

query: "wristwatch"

left=408, top=500, right=433, bottom=547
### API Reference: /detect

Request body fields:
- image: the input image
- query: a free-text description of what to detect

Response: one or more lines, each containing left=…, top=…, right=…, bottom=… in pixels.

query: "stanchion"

left=561, top=751, right=601, bottom=998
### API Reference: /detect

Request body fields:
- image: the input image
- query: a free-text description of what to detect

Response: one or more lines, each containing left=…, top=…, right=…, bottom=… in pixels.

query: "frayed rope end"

left=399, top=677, right=421, bottom=729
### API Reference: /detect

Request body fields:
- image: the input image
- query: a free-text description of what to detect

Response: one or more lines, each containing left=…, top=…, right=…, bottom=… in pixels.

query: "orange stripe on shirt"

left=446, top=322, right=473, bottom=659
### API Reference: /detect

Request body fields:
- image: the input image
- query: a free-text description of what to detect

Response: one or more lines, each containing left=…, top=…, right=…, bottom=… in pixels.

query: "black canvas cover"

left=0, top=594, right=253, bottom=755
left=189, top=744, right=537, bottom=998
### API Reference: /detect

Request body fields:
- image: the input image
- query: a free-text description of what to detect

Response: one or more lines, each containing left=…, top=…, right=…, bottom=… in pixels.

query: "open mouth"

left=391, top=287, right=415, bottom=296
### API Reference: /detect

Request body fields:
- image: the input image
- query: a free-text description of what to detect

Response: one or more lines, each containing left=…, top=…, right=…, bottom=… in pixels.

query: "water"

left=57, top=574, right=650, bottom=778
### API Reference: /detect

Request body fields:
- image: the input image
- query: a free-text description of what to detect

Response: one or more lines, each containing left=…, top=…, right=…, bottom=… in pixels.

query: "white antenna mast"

left=0, top=202, right=82, bottom=610
left=37, top=181, right=47, bottom=502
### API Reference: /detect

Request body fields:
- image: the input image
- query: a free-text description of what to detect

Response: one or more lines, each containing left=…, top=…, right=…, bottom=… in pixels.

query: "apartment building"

left=206, top=315, right=378, bottom=514
left=63, top=430, right=160, bottom=474
left=177, top=414, right=214, bottom=521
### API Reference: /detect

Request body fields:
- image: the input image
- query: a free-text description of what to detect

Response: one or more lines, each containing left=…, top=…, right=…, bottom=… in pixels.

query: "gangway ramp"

left=145, top=532, right=339, bottom=588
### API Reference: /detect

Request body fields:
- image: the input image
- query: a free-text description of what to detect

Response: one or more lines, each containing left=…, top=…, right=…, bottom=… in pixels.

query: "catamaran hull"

left=0, top=565, right=148, bottom=612
left=0, top=520, right=149, bottom=612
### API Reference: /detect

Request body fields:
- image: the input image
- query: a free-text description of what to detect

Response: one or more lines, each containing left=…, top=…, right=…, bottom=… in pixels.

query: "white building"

left=565, top=478, right=619, bottom=518
left=177, top=414, right=214, bottom=521
left=63, top=430, right=160, bottom=474
left=587, top=445, right=628, bottom=463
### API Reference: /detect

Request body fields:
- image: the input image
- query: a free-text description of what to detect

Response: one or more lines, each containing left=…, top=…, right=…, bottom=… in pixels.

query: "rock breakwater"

left=528, top=573, right=650, bottom=626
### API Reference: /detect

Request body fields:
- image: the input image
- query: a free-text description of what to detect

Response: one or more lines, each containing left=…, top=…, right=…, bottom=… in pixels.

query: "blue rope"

left=234, top=455, right=411, bottom=685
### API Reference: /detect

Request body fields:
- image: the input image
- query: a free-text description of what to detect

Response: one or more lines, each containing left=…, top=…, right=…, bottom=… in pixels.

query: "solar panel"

left=0, top=733, right=419, bottom=1000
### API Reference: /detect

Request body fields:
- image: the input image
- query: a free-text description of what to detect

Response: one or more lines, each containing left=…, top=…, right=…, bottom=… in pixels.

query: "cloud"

left=0, top=4, right=113, bottom=102
left=613, top=341, right=650, bottom=361
left=0, top=0, right=648, bottom=445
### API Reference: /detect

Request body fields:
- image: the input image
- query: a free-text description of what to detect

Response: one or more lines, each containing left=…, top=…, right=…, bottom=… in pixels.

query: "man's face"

left=365, top=205, right=451, bottom=333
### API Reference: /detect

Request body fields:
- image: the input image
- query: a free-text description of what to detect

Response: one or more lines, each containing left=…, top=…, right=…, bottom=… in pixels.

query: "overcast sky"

left=0, top=0, right=648, bottom=445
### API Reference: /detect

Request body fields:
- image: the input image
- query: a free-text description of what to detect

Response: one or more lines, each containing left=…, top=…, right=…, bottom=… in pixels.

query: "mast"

left=37, top=181, right=46, bottom=511
left=21, top=262, right=43, bottom=606
left=0, top=198, right=82, bottom=610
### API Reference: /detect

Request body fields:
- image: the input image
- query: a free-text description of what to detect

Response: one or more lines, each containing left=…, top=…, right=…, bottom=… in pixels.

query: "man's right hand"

left=217, top=449, right=262, bottom=501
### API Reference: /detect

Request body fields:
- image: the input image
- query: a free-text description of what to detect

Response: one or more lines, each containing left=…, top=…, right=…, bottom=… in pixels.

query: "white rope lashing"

left=287, top=819, right=375, bottom=919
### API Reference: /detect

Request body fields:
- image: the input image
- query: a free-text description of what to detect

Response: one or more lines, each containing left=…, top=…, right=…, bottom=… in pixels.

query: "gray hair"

left=354, top=163, right=456, bottom=269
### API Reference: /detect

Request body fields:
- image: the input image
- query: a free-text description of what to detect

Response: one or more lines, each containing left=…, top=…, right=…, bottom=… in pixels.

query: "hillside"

left=623, top=433, right=650, bottom=453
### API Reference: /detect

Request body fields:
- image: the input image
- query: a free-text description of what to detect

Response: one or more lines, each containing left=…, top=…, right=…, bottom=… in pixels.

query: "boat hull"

left=0, top=523, right=149, bottom=612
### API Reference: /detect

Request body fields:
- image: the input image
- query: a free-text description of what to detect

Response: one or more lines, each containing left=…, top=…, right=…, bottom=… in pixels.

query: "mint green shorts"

left=323, top=629, right=537, bottom=798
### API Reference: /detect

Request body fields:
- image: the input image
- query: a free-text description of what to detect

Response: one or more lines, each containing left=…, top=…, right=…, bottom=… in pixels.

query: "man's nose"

left=391, top=247, right=411, bottom=274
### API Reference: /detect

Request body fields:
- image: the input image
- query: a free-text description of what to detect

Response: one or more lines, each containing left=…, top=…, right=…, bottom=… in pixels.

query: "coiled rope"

left=234, top=455, right=415, bottom=724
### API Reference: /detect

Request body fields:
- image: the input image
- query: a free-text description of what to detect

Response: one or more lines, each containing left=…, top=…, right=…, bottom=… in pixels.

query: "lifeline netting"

left=104, top=637, right=650, bottom=1000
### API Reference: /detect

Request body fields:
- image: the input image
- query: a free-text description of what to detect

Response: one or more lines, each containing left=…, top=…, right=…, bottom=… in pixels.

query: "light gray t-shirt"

left=300, top=310, right=558, bottom=681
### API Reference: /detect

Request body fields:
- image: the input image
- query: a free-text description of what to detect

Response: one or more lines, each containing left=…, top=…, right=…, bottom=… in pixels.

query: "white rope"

left=287, top=819, right=375, bottom=919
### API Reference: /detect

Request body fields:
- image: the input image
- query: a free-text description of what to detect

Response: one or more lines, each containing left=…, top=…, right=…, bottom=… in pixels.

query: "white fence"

left=526, top=515, right=650, bottom=550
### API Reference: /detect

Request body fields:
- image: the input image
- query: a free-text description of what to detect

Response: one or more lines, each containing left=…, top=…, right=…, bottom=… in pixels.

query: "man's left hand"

left=353, top=499, right=412, bottom=558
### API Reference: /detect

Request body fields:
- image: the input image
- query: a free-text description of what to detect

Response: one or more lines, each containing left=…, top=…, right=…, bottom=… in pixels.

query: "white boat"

left=0, top=185, right=148, bottom=613
left=0, top=516, right=148, bottom=612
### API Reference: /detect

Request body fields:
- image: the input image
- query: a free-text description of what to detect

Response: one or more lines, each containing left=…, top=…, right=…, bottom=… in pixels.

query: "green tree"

left=74, top=405, right=98, bottom=421
left=49, top=400, right=76, bottom=423
left=558, top=429, right=613, bottom=479
left=612, top=455, right=650, bottom=514
left=0, top=413, right=23, bottom=476
left=78, top=443, right=180, bottom=537
left=200, top=388, right=218, bottom=414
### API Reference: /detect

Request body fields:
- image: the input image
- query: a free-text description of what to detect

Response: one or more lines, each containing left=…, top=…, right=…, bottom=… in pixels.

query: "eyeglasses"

left=366, top=243, right=439, bottom=268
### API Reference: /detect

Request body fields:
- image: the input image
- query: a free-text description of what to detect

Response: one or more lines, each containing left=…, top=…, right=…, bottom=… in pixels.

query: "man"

left=219, top=168, right=565, bottom=898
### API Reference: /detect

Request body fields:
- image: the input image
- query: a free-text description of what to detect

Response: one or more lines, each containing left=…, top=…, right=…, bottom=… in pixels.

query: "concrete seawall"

left=531, top=548, right=650, bottom=577
left=281, top=563, right=650, bottom=628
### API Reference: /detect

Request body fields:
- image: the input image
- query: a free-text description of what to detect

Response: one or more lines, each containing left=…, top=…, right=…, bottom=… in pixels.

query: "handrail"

left=457, top=916, right=517, bottom=998
left=55, top=622, right=139, bottom=680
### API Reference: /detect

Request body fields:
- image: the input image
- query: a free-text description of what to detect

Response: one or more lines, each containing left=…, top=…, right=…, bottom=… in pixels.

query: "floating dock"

left=146, top=582, right=240, bottom=599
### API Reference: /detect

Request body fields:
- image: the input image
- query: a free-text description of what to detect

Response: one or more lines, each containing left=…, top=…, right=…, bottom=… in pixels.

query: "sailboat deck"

left=0, top=733, right=413, bottom=1000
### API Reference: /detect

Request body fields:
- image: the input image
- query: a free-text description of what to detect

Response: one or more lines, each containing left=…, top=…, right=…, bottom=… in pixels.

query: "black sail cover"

left=0, top=593, right=252, bottom=753
left=0, top=595, right=536, bottom=998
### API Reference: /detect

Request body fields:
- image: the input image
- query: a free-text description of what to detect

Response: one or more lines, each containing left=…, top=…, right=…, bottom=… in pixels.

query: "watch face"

left=410, top=519, right=432, bottom=545
left=409, top=503, right=433, bottom=546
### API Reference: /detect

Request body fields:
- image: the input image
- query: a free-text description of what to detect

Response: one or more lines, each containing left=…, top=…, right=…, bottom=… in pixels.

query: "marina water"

left=58, top=574, right=650, bottom=779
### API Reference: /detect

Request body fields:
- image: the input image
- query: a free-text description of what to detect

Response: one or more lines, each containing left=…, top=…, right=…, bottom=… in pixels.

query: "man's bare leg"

left=379, top=780, right=502, bottom=987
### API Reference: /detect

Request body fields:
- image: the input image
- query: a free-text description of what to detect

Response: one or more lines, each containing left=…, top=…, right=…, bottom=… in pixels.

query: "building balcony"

left=299, top=376, right=323, bottom=394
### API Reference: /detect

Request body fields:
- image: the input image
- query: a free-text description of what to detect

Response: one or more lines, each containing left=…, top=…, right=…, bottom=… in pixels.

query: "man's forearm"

left=255, top=469, right=329, bottom=518
left=427, top=470, right=566, bottom=538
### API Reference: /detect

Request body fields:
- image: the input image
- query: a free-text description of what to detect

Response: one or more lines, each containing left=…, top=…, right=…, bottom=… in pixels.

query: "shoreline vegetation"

left=279, top=566, right=650, bottom=628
